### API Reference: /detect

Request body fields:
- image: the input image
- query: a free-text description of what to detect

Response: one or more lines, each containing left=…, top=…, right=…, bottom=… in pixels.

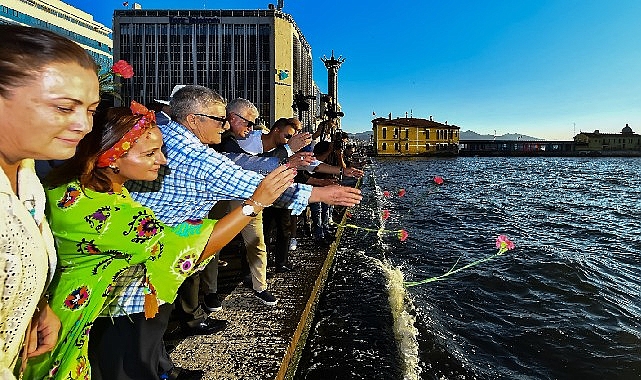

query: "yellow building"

left=372, top=116, right=460, bottom=156
left=574, top=124, right=641, bottom=152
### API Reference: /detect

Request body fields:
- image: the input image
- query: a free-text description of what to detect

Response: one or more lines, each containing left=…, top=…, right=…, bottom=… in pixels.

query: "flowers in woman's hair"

left=96, top=100, right=156, bottom=168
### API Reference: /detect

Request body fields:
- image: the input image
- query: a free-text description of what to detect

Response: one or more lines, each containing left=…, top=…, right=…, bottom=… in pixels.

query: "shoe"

left=276, top=264, right=294, bottom=273
left=288, top=238, right=298, bottom=251
left=161, top=366, right=204, bottom=380
left=203, top=292, right=222, bottom=312
left=253, top=290, right=278, bottom=306
left=182, top=317, right=227, bottom=336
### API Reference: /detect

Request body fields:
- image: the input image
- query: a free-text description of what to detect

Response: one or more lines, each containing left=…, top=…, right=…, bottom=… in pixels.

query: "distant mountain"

left=348, top=131, right=373, bottom=141
left=347, top=130, right=543, bottom=142
left=460, top=130, right=543, bottom=141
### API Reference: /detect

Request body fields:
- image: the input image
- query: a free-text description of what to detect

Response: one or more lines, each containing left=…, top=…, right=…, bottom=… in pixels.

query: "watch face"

left=242, top=204, right=255, bottom=216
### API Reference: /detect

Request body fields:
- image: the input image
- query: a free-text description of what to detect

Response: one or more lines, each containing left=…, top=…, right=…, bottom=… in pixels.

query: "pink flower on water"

left=346, top=211, right=352, bottom=218
left=112, top=60, right=134, bottom=78
left=398, top=188, right=406, bottom=197
left=382, top=210, right=390, bottom=220
left=495, top=235, right=515, bottom=254
left=383, top=191, right=390, bottom=197
left=433, top=176, right=444, bottom=185
left=398, top=229, right=409, bottom=241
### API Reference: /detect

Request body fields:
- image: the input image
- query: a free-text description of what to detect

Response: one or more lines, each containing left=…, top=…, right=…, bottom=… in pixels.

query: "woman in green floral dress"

left=25, top=102, right=294, bottom=379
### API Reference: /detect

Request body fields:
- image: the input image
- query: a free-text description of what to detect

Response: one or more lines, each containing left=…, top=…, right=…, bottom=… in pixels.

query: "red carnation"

left=382, top=210, right=390, bottom=220
left=112, top=60, right=134, bottom=78
left=433, top=176, right=444, bottom=185
left=383, top=191, right=390, bottom=197
left=398, top=229, right=409, bottom=242
left=398, top=188, right=406, bottom=197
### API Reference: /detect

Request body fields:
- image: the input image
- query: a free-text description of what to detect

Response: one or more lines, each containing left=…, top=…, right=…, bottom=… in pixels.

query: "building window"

left=382, top=142, right=387, bottom=151
left=405, top=142, right=409, bottom=151
left=382, top=127, right=387, bottom=139
left=405, top=129, right=409, bottom=139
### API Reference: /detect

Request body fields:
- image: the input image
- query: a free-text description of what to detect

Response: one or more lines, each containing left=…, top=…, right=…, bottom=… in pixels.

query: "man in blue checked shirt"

left=121, top=85, right=361, bottom=378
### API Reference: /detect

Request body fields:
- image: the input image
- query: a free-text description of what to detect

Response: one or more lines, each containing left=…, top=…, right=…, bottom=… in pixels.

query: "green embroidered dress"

left=25, top=181, right=216, bottom=379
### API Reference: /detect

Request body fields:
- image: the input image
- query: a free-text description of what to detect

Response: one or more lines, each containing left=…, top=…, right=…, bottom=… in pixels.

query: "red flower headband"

left=97, top=100, right=156, bottom=168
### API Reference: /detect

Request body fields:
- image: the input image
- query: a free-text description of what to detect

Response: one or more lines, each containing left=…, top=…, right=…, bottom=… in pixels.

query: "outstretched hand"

left=287, top=151, right=315, bottom=168
left=252, top=164, right=297, bottom=206
left=310, top=185, right=362, bottom=207
left=288, top=132, right=312, bottom=152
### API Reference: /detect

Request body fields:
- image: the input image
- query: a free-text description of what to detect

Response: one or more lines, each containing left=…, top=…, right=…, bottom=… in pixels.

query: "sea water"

left=296, top=157, right=641, bottom=380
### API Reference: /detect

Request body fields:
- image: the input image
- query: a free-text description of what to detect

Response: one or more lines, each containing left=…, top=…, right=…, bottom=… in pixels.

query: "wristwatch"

left=241, top=201, right=258, bottom=217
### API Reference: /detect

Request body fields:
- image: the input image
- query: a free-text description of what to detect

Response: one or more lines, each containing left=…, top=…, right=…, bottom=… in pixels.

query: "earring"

left=109, top=165, right=120, bottom=174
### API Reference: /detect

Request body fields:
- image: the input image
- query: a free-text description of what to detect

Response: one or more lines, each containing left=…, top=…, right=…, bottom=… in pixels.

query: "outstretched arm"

left=197, top=165, right=296, bottom=262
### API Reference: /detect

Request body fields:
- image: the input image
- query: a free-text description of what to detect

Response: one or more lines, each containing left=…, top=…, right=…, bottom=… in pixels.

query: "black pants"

left=88, top=303, right=174, bottom=380
left=263, top=207, right=292, bottom=266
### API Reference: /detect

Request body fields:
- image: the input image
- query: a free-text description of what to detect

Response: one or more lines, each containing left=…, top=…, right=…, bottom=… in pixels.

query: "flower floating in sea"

left=404, top=235, right=516, bottom=287
left=99, top=59, right=134, bottom=98
left=398, top=188, right=406, bottom=197
left=496, top=234, right=515, bottom=254
left=398, top=229, right=409, bottom=241
left=383, top=190, right=390, bottom=197
left=433, top=176, right=444, bottom=185
left=382, top=210, right=390, bottom=220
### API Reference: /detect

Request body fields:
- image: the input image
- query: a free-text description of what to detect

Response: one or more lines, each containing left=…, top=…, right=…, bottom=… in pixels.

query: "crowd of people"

left=0, top=25, right=364, bottom=380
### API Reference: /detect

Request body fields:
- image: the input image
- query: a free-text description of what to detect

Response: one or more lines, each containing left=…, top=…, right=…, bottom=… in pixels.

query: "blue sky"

left=67, top=0, right=641, bottom=140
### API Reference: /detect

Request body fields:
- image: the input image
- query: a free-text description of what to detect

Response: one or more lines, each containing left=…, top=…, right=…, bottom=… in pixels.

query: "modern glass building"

left=113, top=9, right=318, bottom=129
left=0, top=0, right=113, bottom=70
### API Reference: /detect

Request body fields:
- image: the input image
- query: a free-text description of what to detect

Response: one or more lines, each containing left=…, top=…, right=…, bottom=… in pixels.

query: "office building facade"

left=113, top=9, right=317, bottom=129
left=0, top=0, right=113, bottom=70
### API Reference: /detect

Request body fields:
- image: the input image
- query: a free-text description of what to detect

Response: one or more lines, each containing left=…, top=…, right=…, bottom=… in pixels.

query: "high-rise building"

left=113, top=8, right=318, bottom=129
left=0, top=0, right=113, bottom=70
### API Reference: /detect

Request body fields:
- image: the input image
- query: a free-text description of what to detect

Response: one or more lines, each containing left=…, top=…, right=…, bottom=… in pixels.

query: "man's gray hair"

left=227, top=98, right=258, bottom=117
left=170, top=85, right=226, bottom=123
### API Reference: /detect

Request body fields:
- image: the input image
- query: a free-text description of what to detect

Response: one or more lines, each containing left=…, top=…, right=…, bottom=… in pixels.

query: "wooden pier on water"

left=165, top=208, right=351, bottom=380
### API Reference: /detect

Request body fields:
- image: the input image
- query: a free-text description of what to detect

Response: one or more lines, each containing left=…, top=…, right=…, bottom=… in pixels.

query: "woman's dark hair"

left=0, top=25, right=98, bottom=98
left=46, top=108, right=143, bottom=192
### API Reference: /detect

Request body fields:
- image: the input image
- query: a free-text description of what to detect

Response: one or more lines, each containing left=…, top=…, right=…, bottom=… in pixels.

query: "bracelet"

left=248, top=197, right=272, bottom=208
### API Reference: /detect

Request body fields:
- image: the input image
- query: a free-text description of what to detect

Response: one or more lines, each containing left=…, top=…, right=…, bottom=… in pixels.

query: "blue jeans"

left=309, top=202, right=331, bottom=239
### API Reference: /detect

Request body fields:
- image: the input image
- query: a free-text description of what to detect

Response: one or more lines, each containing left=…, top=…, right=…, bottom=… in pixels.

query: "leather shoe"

left=182, top=317, right=227, bottom=336
left=162, top=366, right=204, bottom=380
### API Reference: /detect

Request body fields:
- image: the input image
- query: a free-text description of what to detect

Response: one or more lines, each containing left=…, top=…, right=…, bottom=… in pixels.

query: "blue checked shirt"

left=109, top=120, right=312, bottom=316
left=127, top=119, right=312, bottom=227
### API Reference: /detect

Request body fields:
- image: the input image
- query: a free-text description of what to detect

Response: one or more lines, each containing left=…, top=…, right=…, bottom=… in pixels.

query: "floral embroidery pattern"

left=57, top=185, right=81, bottom=209
left=85, top=206, right=120, bottom=232
left=175, top=253, right=198, bottom=275
left=64, top=286, right=90, bottom=310
left=123, top=210, right=163, bottom=243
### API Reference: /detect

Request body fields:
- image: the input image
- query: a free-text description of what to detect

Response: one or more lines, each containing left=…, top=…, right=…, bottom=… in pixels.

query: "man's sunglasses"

left=194, top=113, right=228, bottom=127
left=233, top=112, right=256, bottom=128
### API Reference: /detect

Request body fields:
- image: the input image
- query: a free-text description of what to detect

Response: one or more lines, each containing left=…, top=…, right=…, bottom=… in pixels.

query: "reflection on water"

left=297, top=157, right=641, bottom=380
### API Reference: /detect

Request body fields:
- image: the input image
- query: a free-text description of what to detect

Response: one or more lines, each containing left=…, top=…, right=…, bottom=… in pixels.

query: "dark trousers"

left=263, top=207, right=292, bottom=266
left=88, top=303, right=174, bottom=380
